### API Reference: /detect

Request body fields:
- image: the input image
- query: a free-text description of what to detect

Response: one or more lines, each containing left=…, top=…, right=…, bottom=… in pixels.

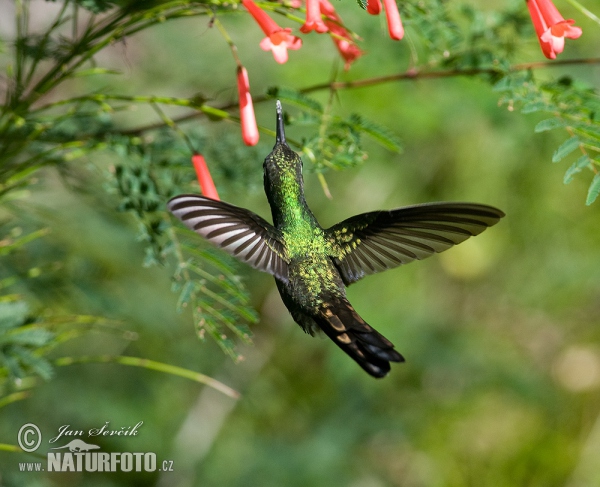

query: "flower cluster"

left=192, top=0, right=583, bottom=191
left=234, top=0, right=583, bottom=148
left=235, top=0, right=405, bottom=148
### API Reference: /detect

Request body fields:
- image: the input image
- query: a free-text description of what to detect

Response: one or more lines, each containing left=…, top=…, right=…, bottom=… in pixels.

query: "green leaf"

left=11, top=346, right=54, bottom=380
left=492, top=76, right=511, bottom=92
left=347, top=114, right=403, bottom=153
left=0, top=228, right=49, bottom=256
left=182, top=246, right=238, bottom=278
left=552, top=137, right=580, bottom=163
left=356, top=0, right=367, bottom=9
left=170, top=245, right=256, bottom=360
left=266, top=87, right=323, bottom=115
left=74, top=0, right=115, bottom=13
left=586, top=173, right=600, bottom=205
left=571, top=124, right=600, bottom=144
left=0, top=328, right=54, bottom=347
left=0, top=352, right=25, bottom=379
left=564, top=155, right=591, bottom=184
left=521, top=101, right=549, bottom=114
left=176, top=281, right=195, bottom=313
left=0, top=301, right=28, bottom=331
left=535, top=118, right=566, bottom=133
left=72, top=68, right=122, bottom=78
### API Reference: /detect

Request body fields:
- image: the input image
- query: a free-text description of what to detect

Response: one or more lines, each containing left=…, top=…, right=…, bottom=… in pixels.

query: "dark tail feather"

left=314, top=298, right=404, bottom=378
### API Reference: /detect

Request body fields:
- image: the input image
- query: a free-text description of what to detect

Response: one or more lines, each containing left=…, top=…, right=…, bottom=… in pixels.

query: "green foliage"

left=403, top=0, right=528, bottom=69
left=495, top=72, right=600, bottom=205
left=552, top=136, right=580, bottom=162
left=106, top=130, right=258, bottom=360
left=0, top=0, right=266, bottom=361
left=268, top=87, right=324, bottom=116
left=268, top=87, right=402, bottom=171
left=564, top=154, right=592, bottom=184
left=346, top=113, right=402, bottom=153
left=0, top=300, right=54, bottom=382
left=586, top=173, right=600, bottom=205
left=303, top=113, right=402, bottom=171
left=73, top=0, right=117, bottom=13
left=0, top=296, right=135, bottom=396
left=172, top=247, right=256, bottom=361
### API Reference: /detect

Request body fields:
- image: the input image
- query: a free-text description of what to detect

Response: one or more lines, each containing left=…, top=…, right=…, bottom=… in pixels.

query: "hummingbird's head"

left=263, top=101, right=303, bottom=189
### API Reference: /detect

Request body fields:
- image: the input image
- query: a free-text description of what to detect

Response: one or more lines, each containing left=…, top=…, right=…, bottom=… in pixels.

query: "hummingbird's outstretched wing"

left=326, top=202, right=504, bottom=285
left=168, top=195, right=289, bottom=281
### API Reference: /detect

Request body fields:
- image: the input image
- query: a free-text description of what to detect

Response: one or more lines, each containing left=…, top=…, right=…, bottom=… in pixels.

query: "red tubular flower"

left=320, top=0, right=364, bottom=70
left=301, top=0, right=329, bottom=33
left=242, top=0, right=302, bottom=63
left=367, top=0, right=382, bottom=15
left=527, top=0, right=582, bottom=59
left=382, top=0, right=404, bottom=40
left=241, top=0, right=279, bottom=34
left=319, top=0, right=337, bottom=18
left=327, top=21, right=364, bottom=70
left=237, top=66, right=259, bottom=146
left=191, top=154, right=219, bottom=200
left=259, top=30, right=302, bottom=64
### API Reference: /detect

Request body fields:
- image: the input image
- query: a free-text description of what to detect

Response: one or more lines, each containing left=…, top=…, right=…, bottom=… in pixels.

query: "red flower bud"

left=319, top=0, right=337, bottom=18
left=382, top=0, right=403, bottom=40
left=301, top=0, right=329, bottom=33
left=192, top=154, right=219, bottom=200
left=237, top=66, right=259, bottom=146
left=327, top=22, right=364, bottom=70
left=242, top=0, right=280, bottom=35
left=366, top=0, right=382, bottom=15
left=320, top=0, right=364, bottom=70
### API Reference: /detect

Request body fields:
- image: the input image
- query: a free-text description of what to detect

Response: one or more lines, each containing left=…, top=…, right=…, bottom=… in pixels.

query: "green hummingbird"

left=168, top=101, right=504, bottom=378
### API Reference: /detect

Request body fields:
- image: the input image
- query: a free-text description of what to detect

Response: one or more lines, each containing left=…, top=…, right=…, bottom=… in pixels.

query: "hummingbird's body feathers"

left=168, top=195, right=289, bottom=282
left=327, top=203, right=505, bottom=285
left=168, top=101, right=505, bottom=378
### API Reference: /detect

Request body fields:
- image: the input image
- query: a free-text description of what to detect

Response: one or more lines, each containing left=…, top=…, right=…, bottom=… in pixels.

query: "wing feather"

left=327, top=202, right=504, bottom=285
left=168, top=194, right=289, bottom=281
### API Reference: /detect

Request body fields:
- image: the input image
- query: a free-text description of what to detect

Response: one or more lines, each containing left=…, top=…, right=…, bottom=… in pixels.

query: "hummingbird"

left=168, top=101, right=504, bottom=378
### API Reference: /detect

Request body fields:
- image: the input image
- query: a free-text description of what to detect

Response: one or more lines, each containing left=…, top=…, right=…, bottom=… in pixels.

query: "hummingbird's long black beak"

left=275, top=100, right=286, bottom=145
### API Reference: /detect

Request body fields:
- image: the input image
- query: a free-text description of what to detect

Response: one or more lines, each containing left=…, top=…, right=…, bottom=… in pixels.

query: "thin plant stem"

left=564, top=0, right=600, bottom=26
left=0, top=443, right=47, bottom=459
left=23, top=0, right=71, bottom=88
left=0, top=391, right=30, bottom=409
left=150, top=102, right=196, bottom=153
left=213, top=17, right=242, bottom=67
left=54, top=355, right=241, bottom=399
left=118, top=58, right=600, bottom=136
left=0, top=444, right=26, bottom=453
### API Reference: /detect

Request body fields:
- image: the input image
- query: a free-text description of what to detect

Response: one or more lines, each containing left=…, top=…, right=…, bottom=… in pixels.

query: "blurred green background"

left=2, top=1, right=600, bottom=486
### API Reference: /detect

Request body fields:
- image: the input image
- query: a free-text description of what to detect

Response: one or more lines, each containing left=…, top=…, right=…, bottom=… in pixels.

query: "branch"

left=120, top=57, right=600, bottom=137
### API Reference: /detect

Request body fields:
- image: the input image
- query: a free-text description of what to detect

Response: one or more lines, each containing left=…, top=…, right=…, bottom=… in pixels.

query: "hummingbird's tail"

left=315, top=297, right=404, bottom=378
